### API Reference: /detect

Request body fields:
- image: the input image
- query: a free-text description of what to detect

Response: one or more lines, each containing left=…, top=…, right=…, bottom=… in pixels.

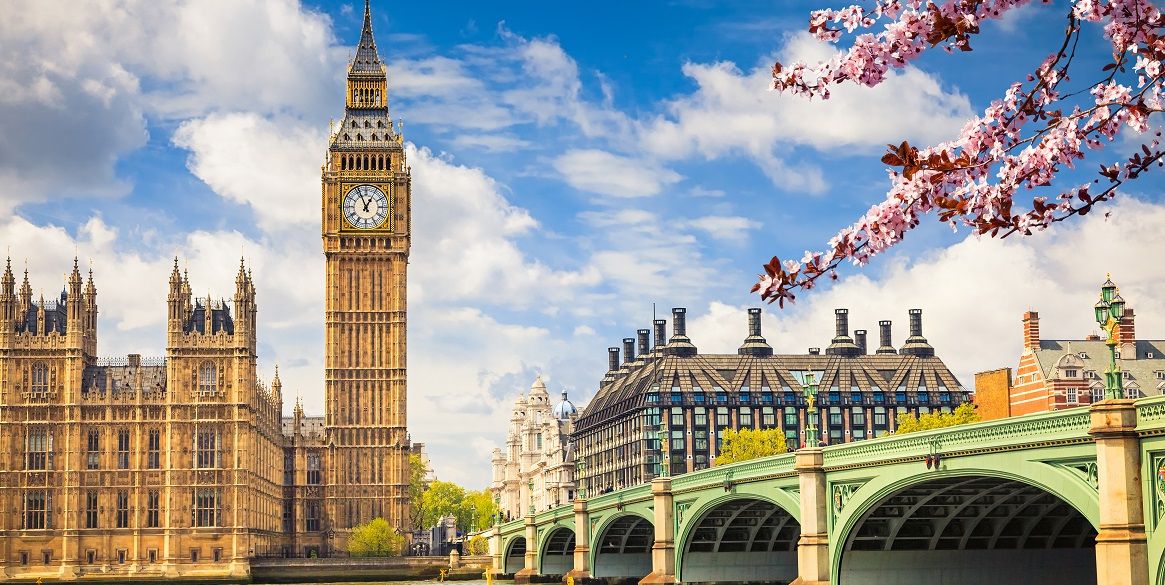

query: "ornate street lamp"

left=802, top=372, right=820, bottom=448
left=1094, top=274, right=1126, bottom=400
left=656, top=416, right=670, bottom=478
left=527, top=480, right=535, bottom=514
left=492, top=495, right=500, bottom=526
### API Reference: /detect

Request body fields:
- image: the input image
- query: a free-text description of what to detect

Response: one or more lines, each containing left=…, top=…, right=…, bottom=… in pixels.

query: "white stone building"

left=490, top=376, right=580, bottom=520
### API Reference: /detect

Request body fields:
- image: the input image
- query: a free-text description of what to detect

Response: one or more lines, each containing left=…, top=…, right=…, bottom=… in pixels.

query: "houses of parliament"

left=0, top=2, right=410, bottom=580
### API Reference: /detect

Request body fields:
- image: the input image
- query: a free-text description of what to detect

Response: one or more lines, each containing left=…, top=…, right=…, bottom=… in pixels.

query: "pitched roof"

left=576, top=349, right=965, bottom=432
left=350, top=0, right=384, bottom=75
left=1032, top=339, right=1165, bottom=395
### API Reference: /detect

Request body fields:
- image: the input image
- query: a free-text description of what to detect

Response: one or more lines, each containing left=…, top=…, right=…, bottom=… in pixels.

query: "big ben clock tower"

left=322, top=0, right=410, bottom=537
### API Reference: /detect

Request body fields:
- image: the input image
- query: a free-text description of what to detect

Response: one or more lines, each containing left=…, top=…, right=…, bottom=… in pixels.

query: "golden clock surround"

left=339, top=182, right=395, bottom=232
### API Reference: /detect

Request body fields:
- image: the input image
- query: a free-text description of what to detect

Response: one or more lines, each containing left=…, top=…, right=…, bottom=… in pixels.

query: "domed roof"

left=552, top=390, right=577, bottom=420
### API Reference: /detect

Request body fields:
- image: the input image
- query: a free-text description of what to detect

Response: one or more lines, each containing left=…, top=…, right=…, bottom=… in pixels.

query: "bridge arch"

left=833, top=468, right=1099, bottom=585
left=675, top=494, right=801, bottom=583
left=502, top=535, right=526, bottom=574
left=537, top=524, right=575, bottom=576
left=590, top=512, right=654, bottom=579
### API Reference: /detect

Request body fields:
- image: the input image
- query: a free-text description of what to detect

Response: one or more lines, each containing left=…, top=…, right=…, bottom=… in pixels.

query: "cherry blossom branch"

left=754, top=0, right=1164, bottom=306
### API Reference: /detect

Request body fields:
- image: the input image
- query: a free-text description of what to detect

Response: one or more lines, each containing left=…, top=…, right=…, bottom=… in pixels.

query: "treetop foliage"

left=713, top=427, right=790, bottom=466
left=348, top=517, right=405, bottom=557
left=894, top=402, right=980, bottom=434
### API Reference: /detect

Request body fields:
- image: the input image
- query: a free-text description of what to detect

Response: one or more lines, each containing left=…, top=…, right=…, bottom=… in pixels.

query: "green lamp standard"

left=656, top=417, right=670, bottom=478
left=492, top=495, right=501, bottom=526
left=527, top=479, right=535, bottom=515
left=802, top=372, right=820, bottom=448
left=1094, top=275, right=1127, bottom=400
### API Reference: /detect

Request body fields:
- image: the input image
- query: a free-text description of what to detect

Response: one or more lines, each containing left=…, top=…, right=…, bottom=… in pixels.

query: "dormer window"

left=1064, top=369, right=1078, bottom=378
left=364, top=121, right=371, bottom=128
left=351, top=120, right=358, bottom=128
left=1156, top=371, right=1164, bottom=380
left=1078, top=352, right=1087, bottom=358
left=356, top=134, right=364, bottom=141
left=1149, top=352, right=1156, bottom=359
left=378, top=120, right=385, bottom=128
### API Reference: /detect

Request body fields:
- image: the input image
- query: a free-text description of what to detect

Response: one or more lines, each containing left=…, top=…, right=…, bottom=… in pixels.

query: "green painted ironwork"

left=1095, top=274, right=1126, bottom=400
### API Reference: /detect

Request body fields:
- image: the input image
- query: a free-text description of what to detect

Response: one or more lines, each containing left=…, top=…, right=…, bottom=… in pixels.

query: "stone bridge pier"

left=490, top=399, right=1156, bottom=585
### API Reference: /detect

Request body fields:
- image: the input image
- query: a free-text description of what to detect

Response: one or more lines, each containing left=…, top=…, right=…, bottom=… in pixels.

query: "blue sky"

left=1, top=0, right=1162, bottom=487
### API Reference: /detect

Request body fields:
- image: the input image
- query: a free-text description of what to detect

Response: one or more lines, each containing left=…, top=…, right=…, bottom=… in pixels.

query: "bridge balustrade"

left=489, top=397, right=1165, bottom=585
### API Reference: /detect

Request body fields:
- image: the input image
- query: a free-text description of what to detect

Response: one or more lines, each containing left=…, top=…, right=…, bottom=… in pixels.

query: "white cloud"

left=409, top=145, right=601, bottom=307
left=638, top=32, right=973, bottom=192
left=451, top=134, right=533, bottom=153
left=553, top=149, right=683, bottom=197
left=685, top=215, right=761, bottom=242
left=685, top=196, right=1165, bottom=389
left=173, top=114, right=326, bottom=231
left=0, top=0, right=348, bottom=210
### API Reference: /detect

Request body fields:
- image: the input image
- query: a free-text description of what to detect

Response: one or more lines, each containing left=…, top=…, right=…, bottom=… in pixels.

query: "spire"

left=350, top=0, right=383, bottom=75
left=2, top=257, right=13, bottom=294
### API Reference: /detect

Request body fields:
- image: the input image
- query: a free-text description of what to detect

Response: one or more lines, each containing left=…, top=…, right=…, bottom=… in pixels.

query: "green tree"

left=421, top=480, right=467, bottom=529
left=347, top=517, right=405, bottom=557
left=895, top=403, right=979, bottom=435
left=461, top=490, right=500, bottom=533
left=408, top=454, right=430, bottom=531
left=466, top=534, right=489, bottom=555
left=713, top=427, right=789, bottom=466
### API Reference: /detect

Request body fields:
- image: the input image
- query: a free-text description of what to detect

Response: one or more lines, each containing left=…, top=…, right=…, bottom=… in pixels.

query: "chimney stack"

left=1119, top=308, right=1136, bottom=360
left=900, top=309, right=935, bottom=357
left=653, top=319, right=667, bottom=351
left=1022, top=311, right=1040, bottom=351
left=738, top=307, right=773, bottom=357
left=665, top=307, right=698, bottom=357
left=607, top=347, right=620, bottom=372
left=854, top=330, right=868, bottom=355
left=637, top=329, right=650, bottom=360
left=808, top=347, right=821, bottom=355
left=876, top=320, right=897, bottom=354
left=623, top=338, right=635, bottom=364
left=826, top=308, right=861, bottom=357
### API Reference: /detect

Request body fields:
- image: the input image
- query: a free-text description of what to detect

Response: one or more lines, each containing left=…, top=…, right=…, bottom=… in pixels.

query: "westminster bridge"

left=489, top=398, right=1165, bottom=585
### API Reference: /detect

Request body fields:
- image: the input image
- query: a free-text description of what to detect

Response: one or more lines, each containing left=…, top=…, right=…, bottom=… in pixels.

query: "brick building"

left=977, top=295, right=1165, bottom=420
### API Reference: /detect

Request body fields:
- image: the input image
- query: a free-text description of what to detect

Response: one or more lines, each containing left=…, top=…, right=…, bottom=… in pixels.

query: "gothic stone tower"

left=322, top=0, right=410, bottom=538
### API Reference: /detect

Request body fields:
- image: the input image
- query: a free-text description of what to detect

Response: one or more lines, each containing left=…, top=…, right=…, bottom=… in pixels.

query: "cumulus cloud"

left=0, top=0, right=348, bottom=210
left=173, top=114, right=326, bottom=231
left=685, top=196, right=1165, bottom=388
left=638, top=32, right=973, bottom=191
left=553, top=149, right=683, bottom=197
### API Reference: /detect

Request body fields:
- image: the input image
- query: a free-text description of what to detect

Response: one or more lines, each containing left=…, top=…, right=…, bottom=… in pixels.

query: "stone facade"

left=0, top=260, right=285, bottom=580
left=490, top=377, right=579, bottom=520
left=0, top=2, right=413, bottom=578
left=321, top=0, right=411, bottom=544
left=574, top=307, right=970, bottom=494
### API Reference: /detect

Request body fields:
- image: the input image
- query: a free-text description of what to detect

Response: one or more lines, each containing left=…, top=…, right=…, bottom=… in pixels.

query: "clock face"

left=343, top=184, right=390, bottom=230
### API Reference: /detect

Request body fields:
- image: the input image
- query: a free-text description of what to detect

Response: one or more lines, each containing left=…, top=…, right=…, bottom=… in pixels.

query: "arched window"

left=351, top=89, right=358, bottom=104
left=31, top=363, right=49, bottom=396
left=370, top=133, right=378, bottom=141
left=364, top=120, right=371, bottom=128
left=198, top=362, right=217, bottom=394
left=343, top=133, right=350, bottom=141
left=340, top=156, right=347, bottom=171
left=356, top=134, right=363, bottom=141
left=377, top=120, right=385, bottom=129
